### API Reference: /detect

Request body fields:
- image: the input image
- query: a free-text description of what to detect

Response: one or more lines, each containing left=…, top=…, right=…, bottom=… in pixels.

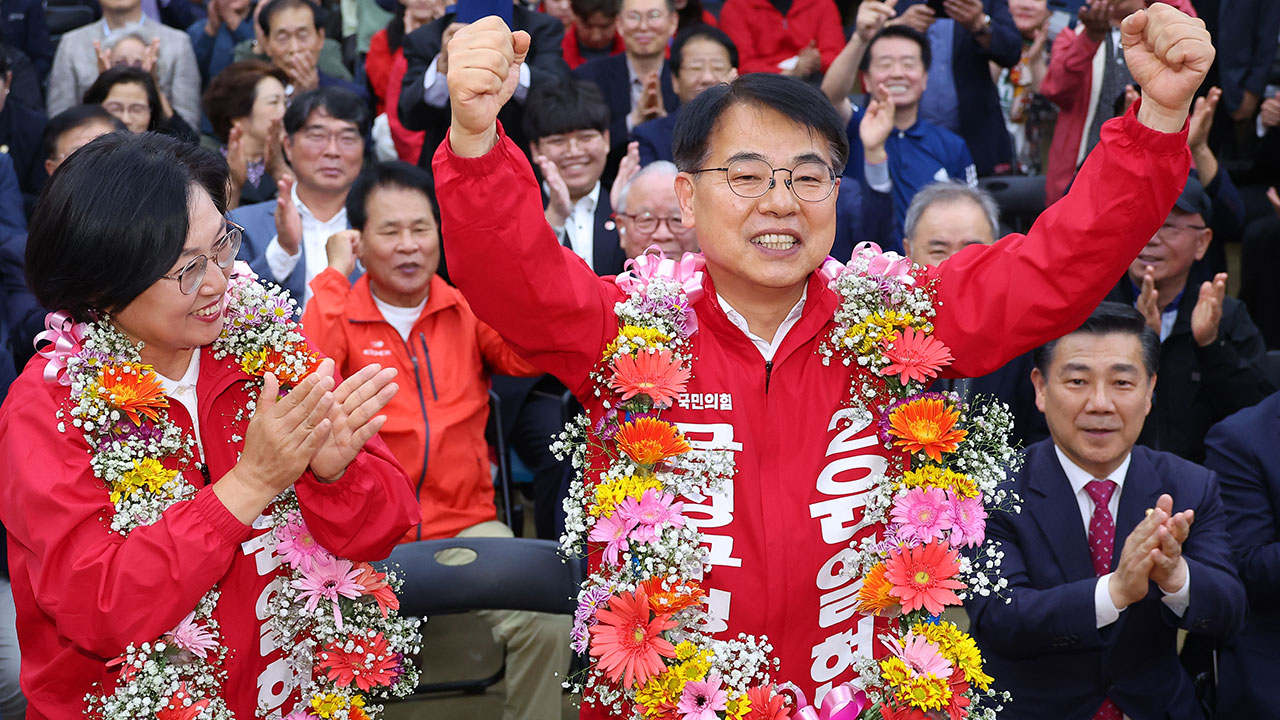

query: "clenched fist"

left=446, top=17, right=532, bottom=157
left=1120, top=3, right=1215, bottom=133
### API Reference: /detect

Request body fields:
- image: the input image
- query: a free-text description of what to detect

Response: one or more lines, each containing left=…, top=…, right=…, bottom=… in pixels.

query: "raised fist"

left=445, top=17, right=532, bottom=157
left=1120, top=3, right=1214, bottom=133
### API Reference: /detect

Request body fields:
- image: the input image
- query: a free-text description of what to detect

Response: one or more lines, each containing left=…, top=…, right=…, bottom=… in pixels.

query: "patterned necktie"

left=1085, top=479, right=1123, bottom=720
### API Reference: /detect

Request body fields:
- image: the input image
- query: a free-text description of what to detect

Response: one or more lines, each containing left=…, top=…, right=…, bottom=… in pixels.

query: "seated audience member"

left=231, top=87, right=366, bottom=307
left=1213, top=0, right=1280, bottom=126
left=366, top=0, right=439, bottom=163
left=204, top=60, right=290, bottom=208
left=83, top=66, right=199, bottom=143
left=632, top=23, right=736, bottom=166
left=574, top=0, right=678, bottom=172
left=1042, top=0, right=1197, bottom=203
left=300, top=162, right=570, bottom=720
left=967, top=301, right=1246, bottom=719
left=47, top=0, right=201, bottom=126
left=1238, top=90, right=1280, bottom=348
left=614, top=160, right=697, bottom=257
left=0, top=0, right=53, bottom=83
left=562, top=0, right=624, bottom=69
left=0, top=154, right=21, bottom=234
left=718, top=0, right=841, bottom=77
left=0, top=46, right=49, bottom=214
left=825, top=22, right=977, bottom=235
left=1181, top=86, right=1245, bottom=273
left=42, top=105, right=126, bottom=179
left=542, top=0, right=575, bottom=27
left=903, top=181, right=1046, bottom=447
left=398, top=1, right=568, bottom=169
left=231, top=0, right=351, bottom=83
left=1105, top=175, right=1273, bottom=463
left=257, top=0, right=368, bottom=101
left=1203, top=391, right=1280, bottom=716
left=886, top=0, right=1020, bottom=176
left=188, top=0, right=256, bottom=85
left=995, top=0, right=1050, bottom=175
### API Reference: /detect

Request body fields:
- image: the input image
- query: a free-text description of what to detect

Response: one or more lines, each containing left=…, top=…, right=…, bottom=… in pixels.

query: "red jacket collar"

left=341, top=274, right=461, bottom=325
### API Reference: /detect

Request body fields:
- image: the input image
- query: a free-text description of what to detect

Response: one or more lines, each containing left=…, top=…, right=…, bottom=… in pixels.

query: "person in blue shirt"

left=822, top=14, right=977, bottom=236
left=187, top=0, right=256, bottom=85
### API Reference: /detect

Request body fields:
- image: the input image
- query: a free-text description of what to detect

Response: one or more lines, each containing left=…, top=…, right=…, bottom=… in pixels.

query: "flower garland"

left=557, top=245, right=1020, bottom=720
left=40, top=265, right=422, bottom=720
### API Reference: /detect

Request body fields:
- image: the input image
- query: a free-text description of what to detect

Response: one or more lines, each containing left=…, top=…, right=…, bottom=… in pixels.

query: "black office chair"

left=978, top=175, right=1047, bottom=235
left=376, top=537, right=580, bottom=697
left=487, top=388, right=521, bottom=535
left=45, top=6, right=95, bottom=37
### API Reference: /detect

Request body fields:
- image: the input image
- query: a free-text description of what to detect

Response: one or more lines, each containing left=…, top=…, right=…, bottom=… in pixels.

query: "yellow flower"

left=590, top=474, right=662, bottom=517
left=911, top=621, right=993, bottom=690
left=674, top=641, right=699, bottom=661
left=109, top=458, right=178, bottom=504
left=879, top=656, right=913, bottom=690
left=900, top=465, right=979, bottom=498
left=844, top=311, right=929, bottom=354
left=635, top=668, right=683, bottom=716
left=604, top=326, right=673, bottom=358
left=309, top=692, right=364, bottom=719
left=895, top=674, right=951, bottom=711
left=725, top=693, right=753, bottom=720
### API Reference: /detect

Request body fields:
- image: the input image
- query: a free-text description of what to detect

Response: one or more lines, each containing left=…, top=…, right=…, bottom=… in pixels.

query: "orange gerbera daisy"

left=882, top=540, right=966, bottom=616
left=588, top=585, right=678, bottom=688
left=881, top=328, right=954, bottom=385
left=615, top=417, right=691, bottom=465
left=98, top=364, right=168, bottom=425
left=609, top=350, right=692, bottom=408
left=856, top=562, right=897, bottom=616
left=352, top=561, right=400, bottom=618
left=640, top=577, right=705, bottom=615
left=888, top=398, right=967, bottom=462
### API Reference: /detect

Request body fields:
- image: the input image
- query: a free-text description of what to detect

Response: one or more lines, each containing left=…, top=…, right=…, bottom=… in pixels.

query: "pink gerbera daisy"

left=291, top=556, right=365, bottom=630
left=885, top=632, right=953, bottom=678
left=588, top=511, right=639, bottom=566
left=890, top=487, right=954, bottom=544
left=881, top=328, right=954, bottom=385
left=677, top=673, right=729, bottom=720
left=165, top=611, right=218, bottom=659
left=949, top=492, right=988, bottom=548
left=883, top=541, right=966, bottom=616
left=275, top=516, right=331, bottom=572
left=616, top=488, right=685, bottom=544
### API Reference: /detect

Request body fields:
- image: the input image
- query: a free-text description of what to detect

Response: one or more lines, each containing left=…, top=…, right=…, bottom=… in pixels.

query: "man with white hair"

left=614, top=160, right=698, bottom=258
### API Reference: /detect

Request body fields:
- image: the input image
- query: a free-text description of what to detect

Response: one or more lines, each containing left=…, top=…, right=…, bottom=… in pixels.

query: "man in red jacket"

left=433, top=4, right=1212, bottom=713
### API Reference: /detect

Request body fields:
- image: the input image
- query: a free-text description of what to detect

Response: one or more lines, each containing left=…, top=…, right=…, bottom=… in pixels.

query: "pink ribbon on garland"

left=34, top=310, right=88, bottom=386
left=853, top=241, right=915, bottom=283
left=783, top=682, right=870, bottom=720
left=817, top=256, right=847, bottom=287
left=615, top=247, right=706, bottom=305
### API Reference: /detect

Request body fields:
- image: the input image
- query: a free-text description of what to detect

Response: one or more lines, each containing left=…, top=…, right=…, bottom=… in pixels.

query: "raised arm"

left=820, top=0, right=895, bottom=124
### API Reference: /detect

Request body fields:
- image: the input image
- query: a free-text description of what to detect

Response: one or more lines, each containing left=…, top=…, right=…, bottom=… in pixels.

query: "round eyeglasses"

left=616, top=212, right=693, bottom=236
left=162, top=223, right=243, bottom=295
left=693, top=159, right=837, bottom=203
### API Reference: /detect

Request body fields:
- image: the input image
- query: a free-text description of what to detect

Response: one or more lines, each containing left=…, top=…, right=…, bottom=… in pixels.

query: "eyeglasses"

left=162, top=222, right=243, bottom=294
left=693, top=159, right=837, bottom=203
left=297, top=126, right=363, bottom=151
left=103, top=101, right=150, bottom=117
left=538, top=129, right=605, bottom=153
left=617, top=211, right=692, bottom=235
left=621, top=9, right=668, bottom=27
left=1159, top=223, right=1209, bottom=234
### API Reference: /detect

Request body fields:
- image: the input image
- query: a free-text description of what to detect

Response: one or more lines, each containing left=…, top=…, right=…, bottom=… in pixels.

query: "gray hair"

left=101, top=32, right=151, bottom=52
left=903, top=181, right=1000, bottom=243
left=615, top=160, right=679, bottom=214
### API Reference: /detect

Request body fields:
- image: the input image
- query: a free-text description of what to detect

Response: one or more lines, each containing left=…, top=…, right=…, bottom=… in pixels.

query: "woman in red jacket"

left=366, top=0, right=440, bottom=162
left=0, top=132, right=421, bottom=719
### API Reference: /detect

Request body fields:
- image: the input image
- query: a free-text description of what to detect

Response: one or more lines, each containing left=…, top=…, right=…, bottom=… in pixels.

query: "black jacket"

left=1107, top=278, right=1275, bottom=462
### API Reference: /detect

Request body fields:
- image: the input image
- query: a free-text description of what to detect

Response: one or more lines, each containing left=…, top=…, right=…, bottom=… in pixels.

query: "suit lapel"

left=659, top=63, right=679, bottom=113
left=1027, top=444, right=1096, bottom=581
left=1113, top=448, right=1162, bottom=570
left=593, top=193, right=623, bottom=276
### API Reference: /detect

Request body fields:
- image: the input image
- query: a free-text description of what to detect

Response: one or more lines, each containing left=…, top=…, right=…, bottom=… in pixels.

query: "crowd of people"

left=0, top=0, right=1278, bottom=718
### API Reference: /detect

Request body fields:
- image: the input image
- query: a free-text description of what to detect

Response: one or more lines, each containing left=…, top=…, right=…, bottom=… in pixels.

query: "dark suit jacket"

left=398, top=6, right=569, bottom=171
left=0, top=99, right=47, bottom=215
left=1214, top=0, right=1280, bottom=114
left=633, top=111, right=677, bottom=167
left=0, top=0, right=54, bottom=81
left=1204, top=392, right=1280, bottom=715
left=542, top=185, right=624, bottom=277
left=966, top=441, right=1245, bottom=720
left=574, top=53, right=678, bottom=183
left=228, top=200, right=360, bottom=305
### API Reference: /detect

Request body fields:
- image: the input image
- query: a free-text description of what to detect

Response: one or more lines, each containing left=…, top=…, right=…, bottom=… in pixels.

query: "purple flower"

left=574, top=586, right=612, bottom=625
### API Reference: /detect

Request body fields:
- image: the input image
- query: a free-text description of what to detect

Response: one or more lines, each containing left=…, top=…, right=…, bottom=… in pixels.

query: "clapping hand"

left=226, top=126, right=248, bottom=208
left=610, top=141, right=641, bottom=213
left=308, top=361, right=399, bottom=482
left=1135, top=265, right=1161, bottom=336
left=630, top=72, right=667, bottom=126
left=446, top=17, right=531, bottom=156
left=285, top=50, right=319, bottom=92
left=275, top=175, right=303, bottom=255
left=1148, top=494, right=1193, bottom=593
left=1190, top=272, right=1227, bottom=347
left=860, top=84, right=896, bottom=164
left=535, top=154, right=572, bottom=229
left=1121, top=2, right=1215, bottom=133
left=855, top=0, right=897, bottom=42
left=1187, top=87, right=1221, bottom=153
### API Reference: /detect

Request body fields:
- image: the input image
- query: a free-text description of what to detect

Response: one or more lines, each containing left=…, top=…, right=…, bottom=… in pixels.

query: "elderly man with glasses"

left=614, top=160, right=698, bottom=258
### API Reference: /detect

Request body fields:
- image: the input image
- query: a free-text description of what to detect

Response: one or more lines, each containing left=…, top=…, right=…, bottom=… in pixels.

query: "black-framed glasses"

left=162, top=222, right=243, bottom=295
left=692, top=158, right=837, bottom=203
left=616, top=211, right=693, bottom=235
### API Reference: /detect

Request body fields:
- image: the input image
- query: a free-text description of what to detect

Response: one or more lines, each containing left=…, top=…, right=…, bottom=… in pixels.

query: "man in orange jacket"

left=299, top=160, right=569, bottom=720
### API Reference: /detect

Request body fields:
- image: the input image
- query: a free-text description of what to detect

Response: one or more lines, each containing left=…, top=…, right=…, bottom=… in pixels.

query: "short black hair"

left=1033, top=301, right=1161, bottom=377
left=284, top=86, right=371, bottom=136
left=346, top=160, right=438, bottom=231
left=82, top=66, right=164, bottom=131
left=42, top=105, right=126, bottom=161
left=26, top=133, right=229, bottom=323
left=671, top=24, right=738, bottom=76
left=523, top=79, right=610, bottom=142
left=571, top=0, right=620, bottom=19
left=860, top=25, right=931, bottom=73
left=259, top=0, right=322, bottom=36
left=672, top=73, right=850, bottom=174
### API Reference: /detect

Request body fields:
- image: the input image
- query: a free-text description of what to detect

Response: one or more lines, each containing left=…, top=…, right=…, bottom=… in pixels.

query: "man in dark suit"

left=574, top=0, right=677, bottom=177
left=1203, top=391, right=1280, bottom=715
left=398, top=2, right=569, bottom=171
left=967, top=301, right=1245, bottom=719
left=633, top=23, right=737, bottom=167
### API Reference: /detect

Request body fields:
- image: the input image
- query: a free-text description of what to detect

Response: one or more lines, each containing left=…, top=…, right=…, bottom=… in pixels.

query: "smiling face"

left=904, top=198, right=994, bottom=267
left=1126, top=208, right=1211, bottom=293
left=618, top=170, right=697, bottom=257
left=1032, top=331, right=1154, bottom=480
left=618, top=0, right=677, bottom=59
left=283, top=108, right=365, bottom=196
left=863, top=36, right=928, bottom=109
left=531, top=128, right=610, bottom=201
left=674, top=102, right=838, bottom=307
left=673, top=36, right=737, bottom=104
left=359, top=185, right=440, bottom=307
left=111, top=187, right=232, bottom=378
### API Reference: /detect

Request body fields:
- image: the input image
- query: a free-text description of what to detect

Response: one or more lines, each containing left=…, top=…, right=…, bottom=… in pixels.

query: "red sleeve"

left=431, top=124, right=622, bottom=397
left=475, top=319, right=540, bottom=378
left=928, top=102, right=1191, bottom=378
left=1040, top=27, right=1100, bottom=108
left=0, top=376, right=252, bottom=657
left=365, top=31, right=393, bottom=110
left=815, top=0, right=846, bottom=72
left=300, top=268, right=354, bottom=376
left=294, top=435, right=419, bottom=563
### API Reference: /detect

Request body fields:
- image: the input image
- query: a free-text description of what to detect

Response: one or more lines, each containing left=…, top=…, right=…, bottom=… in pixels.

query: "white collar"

left=157, top=346, right=201, bottom=396
left=291, top=182, right=347, bottom=226
left=1054, top=443, right=1131, bottom=495
left=716, top=286, right=808, bottom=361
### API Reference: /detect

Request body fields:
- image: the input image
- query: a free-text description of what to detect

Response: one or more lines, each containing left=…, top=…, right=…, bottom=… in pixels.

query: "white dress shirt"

left=157, top=347, right=203, bottom=462
left=716, top=288, right=808, bottom=362
left=554, top=182, right=601, bottom=272
left=263, top=183, right=349, bottom=307
left=1052, top=445, right=1191, bottom=629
